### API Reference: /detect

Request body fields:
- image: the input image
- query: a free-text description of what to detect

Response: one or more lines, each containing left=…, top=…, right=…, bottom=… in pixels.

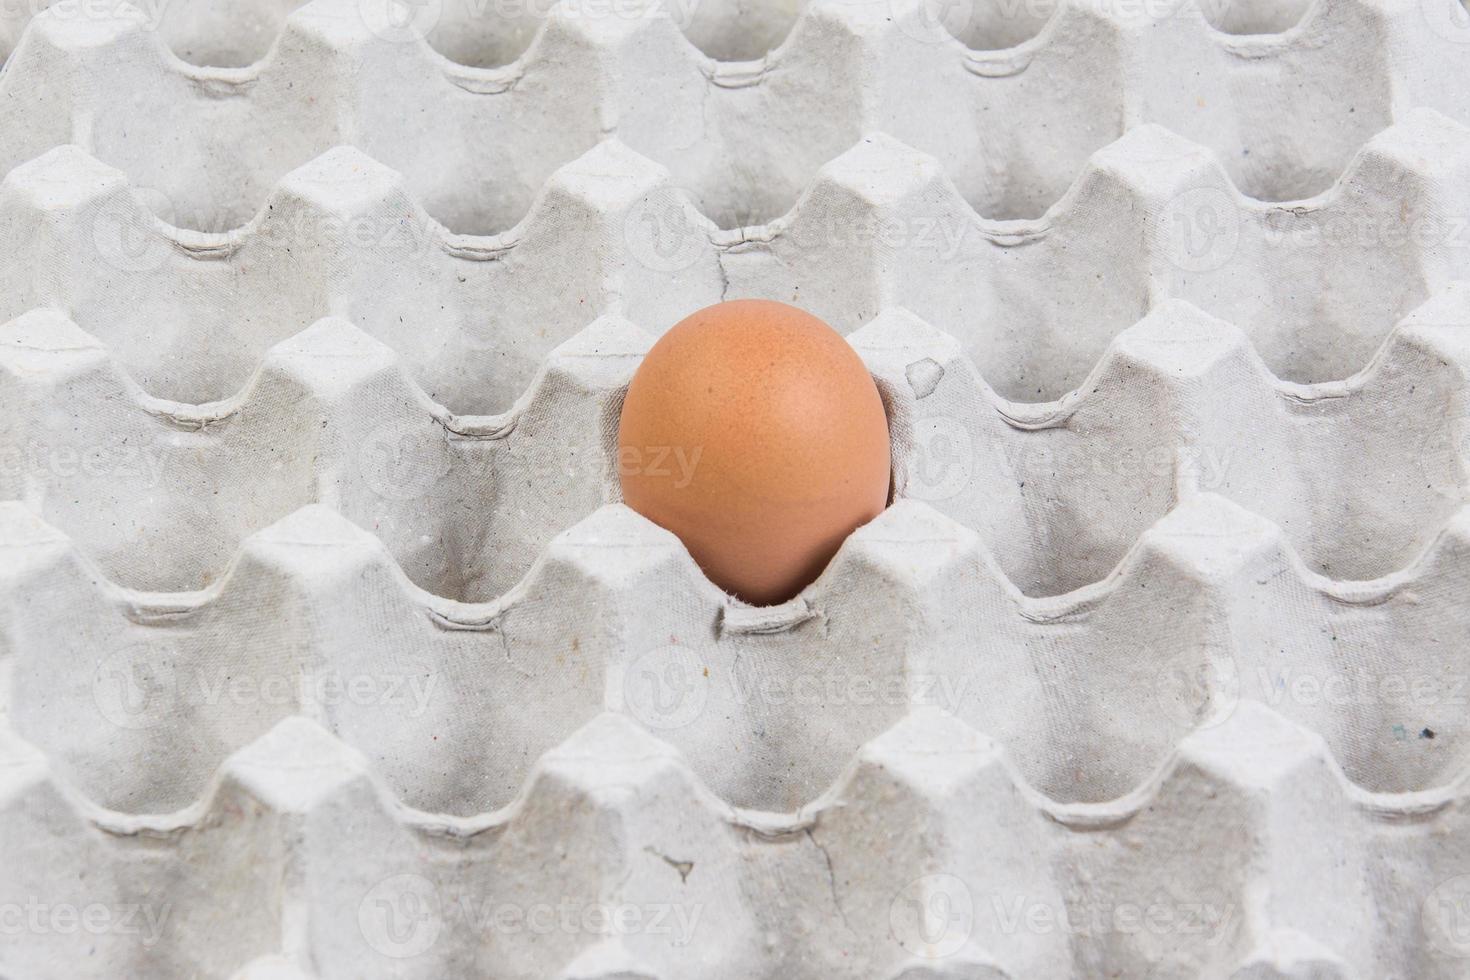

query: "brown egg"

left=617, top=299, right=891, bottom=606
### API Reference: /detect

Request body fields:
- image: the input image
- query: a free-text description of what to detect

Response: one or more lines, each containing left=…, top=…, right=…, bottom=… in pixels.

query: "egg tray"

left=9, top=699, right=1470, bottom=980
left=3, top=0, right=1470, bottom=977
left=0, top=308, right=643, bottom=601
left=2, top=298, right=1470, bottom=977
left=3, top=0, right=1470, bottom=238
left=2, top=280, right=1468, bottom=600
left=4, top=110, right=1470, bottom=417
left=4, top=492, right=1470, bottom=980
left=5, top=390, right=1470, bottom=812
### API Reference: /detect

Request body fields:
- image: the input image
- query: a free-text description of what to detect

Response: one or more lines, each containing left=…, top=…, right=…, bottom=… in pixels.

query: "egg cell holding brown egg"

left=617, top=299, right=893, bottom=606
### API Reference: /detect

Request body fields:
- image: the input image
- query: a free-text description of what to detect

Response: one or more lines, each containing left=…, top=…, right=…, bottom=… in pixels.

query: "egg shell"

left=617, top=299, right=892, bottom=606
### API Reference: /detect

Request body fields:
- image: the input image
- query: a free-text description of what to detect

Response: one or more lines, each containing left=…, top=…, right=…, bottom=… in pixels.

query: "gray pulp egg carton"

left=2, top=0, right=1470, bottom=976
